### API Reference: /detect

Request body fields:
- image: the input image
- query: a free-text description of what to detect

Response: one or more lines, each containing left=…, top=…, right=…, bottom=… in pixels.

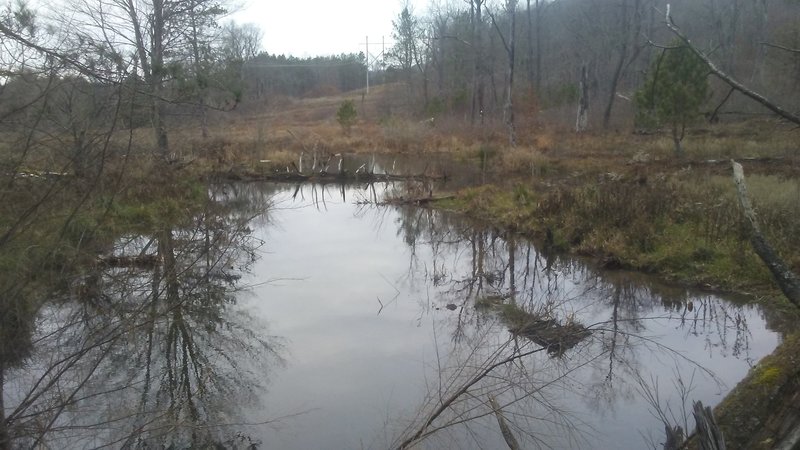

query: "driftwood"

left=488, top=395, right=521, bottom=450
left=732, top=160, right=800, bottom=306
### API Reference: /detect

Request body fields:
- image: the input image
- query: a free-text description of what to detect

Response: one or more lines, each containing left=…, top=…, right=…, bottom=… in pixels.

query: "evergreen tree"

left=336, top=100, right=357, bottom=135
left=635, top=42, right=710, bottom=157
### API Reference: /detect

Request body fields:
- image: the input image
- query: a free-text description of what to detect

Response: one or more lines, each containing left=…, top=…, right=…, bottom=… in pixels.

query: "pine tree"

left=336, top=100, right=357, bottom=135
left=635, top=42, right=710, bottom=157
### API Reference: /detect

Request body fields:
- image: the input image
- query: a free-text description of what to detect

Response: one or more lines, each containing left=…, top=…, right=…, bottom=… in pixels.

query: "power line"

left=360, top=36, right=394, bottom=94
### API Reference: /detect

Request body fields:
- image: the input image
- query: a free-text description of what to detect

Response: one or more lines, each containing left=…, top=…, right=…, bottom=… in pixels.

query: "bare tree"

left=390, top=4, right=433, bottom=109
left=602, top=0, right=644, bottom=129
left=471, top=0, right=486, bottom=125
left=489, top=0, right=518, bottom=145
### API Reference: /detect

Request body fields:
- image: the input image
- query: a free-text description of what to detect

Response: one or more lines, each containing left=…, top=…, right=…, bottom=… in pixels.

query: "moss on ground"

left=706, top=332, right=800, bottom=449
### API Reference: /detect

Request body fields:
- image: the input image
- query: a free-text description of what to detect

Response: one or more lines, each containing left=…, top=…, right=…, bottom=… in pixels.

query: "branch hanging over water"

left=394, top=342, right=548, bottom=450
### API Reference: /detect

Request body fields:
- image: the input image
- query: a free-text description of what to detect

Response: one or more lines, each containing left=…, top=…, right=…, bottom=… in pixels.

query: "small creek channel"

left=3, top=180, right=782, bottom=450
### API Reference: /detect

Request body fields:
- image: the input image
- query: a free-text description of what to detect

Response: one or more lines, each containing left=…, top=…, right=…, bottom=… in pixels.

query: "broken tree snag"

left=575, top=64, right=589, bottom=132
left=732, top=160, right=800, bottom=306
left=692, top=401, right=726, bottom=450
left=665, top=7, right=800, bottom=126
left=488, top=395, right=521, bottom=450
left=662, top=423, right=685, bottom=450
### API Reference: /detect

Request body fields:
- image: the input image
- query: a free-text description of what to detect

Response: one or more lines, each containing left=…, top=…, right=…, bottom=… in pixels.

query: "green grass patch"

left=445, top=169, right=795, bottom=299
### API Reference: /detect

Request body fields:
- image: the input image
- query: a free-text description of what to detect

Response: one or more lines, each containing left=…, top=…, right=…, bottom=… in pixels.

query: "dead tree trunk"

left=505, top=0, right=517, bottom=146
left=693, top=401, right=726, bottom=450
left=663, top=424, right=685, bottom=450
left=732, top=160, right=800, bottom=306
left=491, top=0, right=518, bottom=146
left=471, top=0, right=486, bottom=125
left=534, top=0, right=541, bottom=93
left=0, top=362, right=9, bottom=450
left=576, top=65, right=589, bottom=132
left=526, top=0, right=534, bottom=88
left=603, top=0, right=630, bottom=129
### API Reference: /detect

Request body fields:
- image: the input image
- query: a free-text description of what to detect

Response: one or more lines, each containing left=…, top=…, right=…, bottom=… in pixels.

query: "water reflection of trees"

left=3, top=185, right=283, bottom=449
left=388, top=203, right=759, bottom=449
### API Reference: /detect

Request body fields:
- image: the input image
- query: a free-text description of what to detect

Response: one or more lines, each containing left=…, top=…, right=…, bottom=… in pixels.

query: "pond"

left=243, top=183, right=779, bottom=450
left=2, top=181, right=782, bottom=450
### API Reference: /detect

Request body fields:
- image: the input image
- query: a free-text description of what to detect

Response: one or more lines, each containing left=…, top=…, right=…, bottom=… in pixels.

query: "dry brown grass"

left=18, top=83, right=785, bottom=181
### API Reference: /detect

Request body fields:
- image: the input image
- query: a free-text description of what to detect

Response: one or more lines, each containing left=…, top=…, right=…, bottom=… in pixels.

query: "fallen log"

left=375, top=194, right=456, bottom=206
left=211, top=169, right=445, bottom=184
left=732, top=160, right=800, bottom=306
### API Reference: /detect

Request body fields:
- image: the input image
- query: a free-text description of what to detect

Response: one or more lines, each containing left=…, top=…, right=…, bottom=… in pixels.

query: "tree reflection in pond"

left=3, top=185, right=283, bottom=449
left=6, top=182, right=772, bottom=449
left=386, top=202, right=771, bottom=449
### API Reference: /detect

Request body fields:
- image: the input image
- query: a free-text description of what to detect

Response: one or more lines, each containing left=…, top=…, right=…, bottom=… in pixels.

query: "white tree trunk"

left=575, top=65, right=589, bottom=132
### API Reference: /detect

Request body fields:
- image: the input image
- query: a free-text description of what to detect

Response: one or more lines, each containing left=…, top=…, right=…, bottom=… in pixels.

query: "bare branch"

left=760, top=42, right=800, bottom=54
left=663, top=7, right=800, bottom=126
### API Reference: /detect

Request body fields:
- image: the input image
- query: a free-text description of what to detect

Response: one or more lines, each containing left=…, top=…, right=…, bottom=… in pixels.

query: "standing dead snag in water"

left=731, top=160, right=800, bottom=306
left=692, top=401, right=726, bottom=450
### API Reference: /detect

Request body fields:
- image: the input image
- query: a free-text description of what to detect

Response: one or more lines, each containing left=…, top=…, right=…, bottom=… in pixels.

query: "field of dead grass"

left=161, top=82, right=798, bottom=184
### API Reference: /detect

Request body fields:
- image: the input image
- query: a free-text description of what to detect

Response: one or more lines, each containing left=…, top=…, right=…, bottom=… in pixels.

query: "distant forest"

left=241, top=0, right=800, bottom=129
left=1, top=0, right=799, bottom=139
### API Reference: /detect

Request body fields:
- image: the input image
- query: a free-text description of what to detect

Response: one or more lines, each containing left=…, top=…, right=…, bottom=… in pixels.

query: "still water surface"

left=3, top=181, right=780, bottom=449
left=241, top=182, right=780, bottom=449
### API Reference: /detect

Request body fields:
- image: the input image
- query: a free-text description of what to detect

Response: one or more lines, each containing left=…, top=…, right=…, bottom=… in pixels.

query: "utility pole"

left=361, top=36, right=392, bottom=96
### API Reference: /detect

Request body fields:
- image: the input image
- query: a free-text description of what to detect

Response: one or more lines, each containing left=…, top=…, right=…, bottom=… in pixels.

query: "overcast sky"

left=228, top=0, right=429, bottom=58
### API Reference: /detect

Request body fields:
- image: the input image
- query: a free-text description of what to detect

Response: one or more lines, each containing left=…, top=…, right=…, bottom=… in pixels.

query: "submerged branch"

left=394, top=342, right=548, bottom=449
left=488, top=395, right=521, bottom=450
